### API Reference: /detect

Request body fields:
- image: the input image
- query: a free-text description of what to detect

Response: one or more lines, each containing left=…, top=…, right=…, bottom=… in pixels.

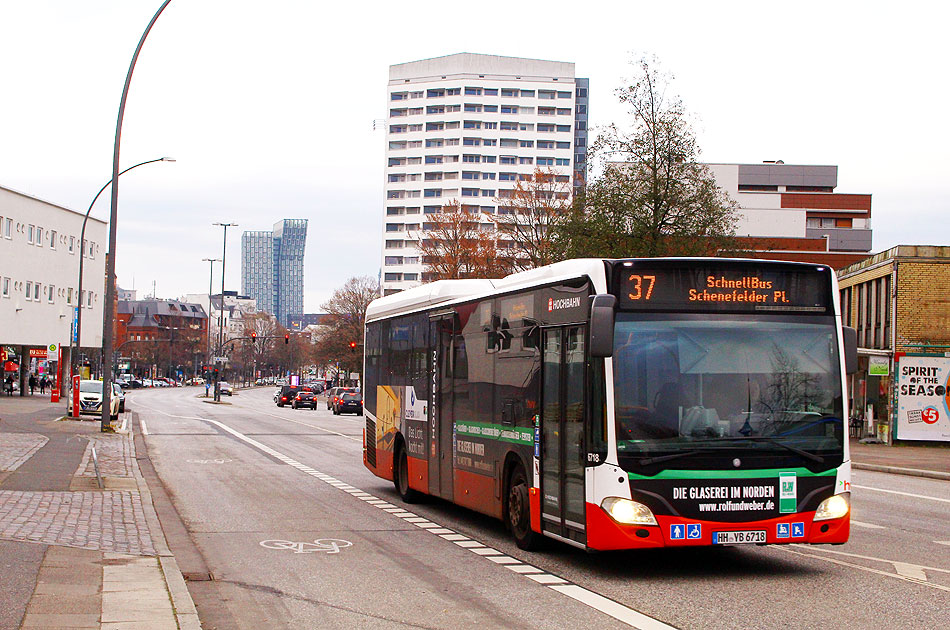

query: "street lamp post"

left=212, top=222, right=236, bottom=402
left=202, top=258, right=220, bottom=367
left=100, top=0, right=173, bottom=432
left=73, top=157, right=174, bottom=384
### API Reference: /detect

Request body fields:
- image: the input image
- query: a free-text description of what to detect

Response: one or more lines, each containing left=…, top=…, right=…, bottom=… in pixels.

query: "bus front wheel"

left=507, top=464, right=541, bottom=550
left=394, top=443, right=420, bottom=503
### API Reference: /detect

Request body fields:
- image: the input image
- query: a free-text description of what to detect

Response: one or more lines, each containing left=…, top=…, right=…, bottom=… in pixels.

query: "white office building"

left=380, top=53, right=589, bottom=295
left=0, top=185, right=107, bottom=379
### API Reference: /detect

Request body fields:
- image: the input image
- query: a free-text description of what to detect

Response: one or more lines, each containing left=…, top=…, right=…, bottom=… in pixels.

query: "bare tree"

left=494, top=168, right=572, bottom=270
left=418, top=200, right=515, bottom=281
left=312, top=276, right=380, bottom=376
left=555, top=57, right=739, bottom=259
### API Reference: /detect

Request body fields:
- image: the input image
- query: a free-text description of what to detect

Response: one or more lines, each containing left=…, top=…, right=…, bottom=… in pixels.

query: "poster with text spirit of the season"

left=896, top=356, right=950, bottom=441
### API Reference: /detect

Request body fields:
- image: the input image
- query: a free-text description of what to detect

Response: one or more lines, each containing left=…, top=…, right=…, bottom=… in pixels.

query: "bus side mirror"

left=842, top=326, right=858, bottom=374
left=590, top=294, right=617, bottom=358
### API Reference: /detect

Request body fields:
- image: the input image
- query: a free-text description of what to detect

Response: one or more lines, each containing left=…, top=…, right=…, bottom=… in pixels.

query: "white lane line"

left=893, top=563, right=928, bottom=580
left=246, top=409, right=362, bottom=442
left=852, top=484, right=950, bottom=504
left=139, top=418, right=149, bottom=436
left=136, top=405, right=677, bottom=629
left=851, top=520, right=884, bottom=529
left=777, top=547, right=950, bottom=593
left=550, top=585, right=678, bottom=630
left=789, top=544, right=950, bottom=576
left=936, top=541, right=950, bottom=547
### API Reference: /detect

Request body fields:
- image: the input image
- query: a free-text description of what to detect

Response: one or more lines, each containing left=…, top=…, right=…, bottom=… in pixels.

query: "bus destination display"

left=615, top=264, right=831, bottom=312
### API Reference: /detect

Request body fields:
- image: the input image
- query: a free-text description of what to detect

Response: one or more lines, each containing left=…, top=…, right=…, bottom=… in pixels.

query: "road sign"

left=47, top=343, right=58, bottom=361
left=213, top=356, right=229, bottom=363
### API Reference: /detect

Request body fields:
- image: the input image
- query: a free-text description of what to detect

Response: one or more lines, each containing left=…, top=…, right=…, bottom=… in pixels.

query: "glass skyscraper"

left=241, top=219, right=307, bottom=326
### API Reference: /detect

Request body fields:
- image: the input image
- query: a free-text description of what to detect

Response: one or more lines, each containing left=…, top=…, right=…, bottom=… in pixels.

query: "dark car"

left=276, top=385, right=300, bottom=407
left=333, top=392, right=363, bottom=416
left=326, top=386, right=356, bottom=410
left=292, top=391, right=317, bottom=410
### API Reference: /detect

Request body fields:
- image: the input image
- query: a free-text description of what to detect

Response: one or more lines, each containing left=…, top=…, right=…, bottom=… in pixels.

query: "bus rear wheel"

left=394, top=443, right=420, bottom=503
left=507, top=464, right=541, bottom=550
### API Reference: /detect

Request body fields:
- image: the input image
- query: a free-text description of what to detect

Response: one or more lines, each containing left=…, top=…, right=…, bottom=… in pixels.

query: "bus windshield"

left=612, top=313, right=844, bottom=472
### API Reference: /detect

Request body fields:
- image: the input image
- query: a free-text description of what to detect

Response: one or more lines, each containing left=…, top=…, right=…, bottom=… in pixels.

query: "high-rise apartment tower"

left=241, top=219, right=307, bottom=326
left=381, top=53, right=588, bottom=295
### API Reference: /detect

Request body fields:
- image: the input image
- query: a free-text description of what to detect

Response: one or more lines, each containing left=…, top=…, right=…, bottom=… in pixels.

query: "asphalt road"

left=130, top=386, right=950, bottom=630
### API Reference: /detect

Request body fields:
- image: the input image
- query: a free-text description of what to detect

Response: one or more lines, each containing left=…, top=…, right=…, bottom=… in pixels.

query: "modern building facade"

left=708, top=162, right=873, bottom=268
left=381, top=53, right=588, bottom=295
left=241, top=219, right=307, bottom=326
left=837, top=246, right=950, bottom=443
left=0, top=185, right=107, bottom=391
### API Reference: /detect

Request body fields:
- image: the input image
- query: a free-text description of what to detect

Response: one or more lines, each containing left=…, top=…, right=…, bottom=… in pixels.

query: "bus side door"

left=429, top=315, right=455, bottom=501
left=540, top=325, right=587, bottom=546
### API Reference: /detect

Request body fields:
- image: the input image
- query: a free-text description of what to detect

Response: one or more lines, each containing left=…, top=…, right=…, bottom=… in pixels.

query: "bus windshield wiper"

left=710, top=436, right=825, bottom=464
left=637, top=449, right=711, bottom=466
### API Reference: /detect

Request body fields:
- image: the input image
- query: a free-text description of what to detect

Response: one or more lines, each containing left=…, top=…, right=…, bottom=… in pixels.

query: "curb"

left=852, top=462, right=950, bottom=481
left=127, top=413, right=204, bottom=628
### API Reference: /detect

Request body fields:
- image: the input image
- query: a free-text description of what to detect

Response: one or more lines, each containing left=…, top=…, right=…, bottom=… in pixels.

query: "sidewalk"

left=0, top=394, right=200, bottom=629
left=850, top=437, right=950, bottom=481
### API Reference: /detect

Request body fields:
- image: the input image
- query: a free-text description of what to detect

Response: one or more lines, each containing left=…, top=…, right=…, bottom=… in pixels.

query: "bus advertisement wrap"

left=896, top=356, right=950, bottom=441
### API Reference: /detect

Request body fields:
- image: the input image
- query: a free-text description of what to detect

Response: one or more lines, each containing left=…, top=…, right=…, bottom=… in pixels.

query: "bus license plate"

left=713, top=530, right=766, bottom=545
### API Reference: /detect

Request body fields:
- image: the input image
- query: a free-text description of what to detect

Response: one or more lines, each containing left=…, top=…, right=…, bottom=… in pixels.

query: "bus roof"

left=366, top=259, right=608, bottom=322
left=366, top=257, right=833, bottom=323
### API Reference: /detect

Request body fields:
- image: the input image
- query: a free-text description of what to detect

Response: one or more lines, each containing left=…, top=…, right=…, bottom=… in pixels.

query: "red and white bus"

left=363, top=258, right=856, bottom=550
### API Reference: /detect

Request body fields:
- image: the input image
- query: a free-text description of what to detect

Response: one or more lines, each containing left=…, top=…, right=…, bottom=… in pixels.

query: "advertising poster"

left=376, top=386, right=400, bottom=452
left=896, top=356, right=950, bottom=441
left=403, top=386, right=427, bottom=458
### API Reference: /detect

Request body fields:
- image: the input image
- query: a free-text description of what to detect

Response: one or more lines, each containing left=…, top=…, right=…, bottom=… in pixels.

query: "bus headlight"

left=813, top=494, right=850, bottom=521
left=601, top=497, right=658, bottom=526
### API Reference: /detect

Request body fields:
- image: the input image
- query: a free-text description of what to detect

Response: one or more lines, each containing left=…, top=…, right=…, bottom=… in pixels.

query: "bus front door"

left=540, top=325, right=587, bottom=546
left=429, top=315, right=455, bottom=501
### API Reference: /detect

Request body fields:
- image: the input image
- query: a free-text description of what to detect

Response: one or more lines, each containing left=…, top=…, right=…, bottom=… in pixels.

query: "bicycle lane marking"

left=139, top=405, right=678, bottom=630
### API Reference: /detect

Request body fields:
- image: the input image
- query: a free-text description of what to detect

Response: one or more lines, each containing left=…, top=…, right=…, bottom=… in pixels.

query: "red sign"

left=3, top=361, right=17, bottom=372
left=0, top=348, right=6, bottom=362
left=922, top=407, right=940, bottom=425
left=29, top=349, right=47, bottom=358
left=72, top=375, right=81, bottom=419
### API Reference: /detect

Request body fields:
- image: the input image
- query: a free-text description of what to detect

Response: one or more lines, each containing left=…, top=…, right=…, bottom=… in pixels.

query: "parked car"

left=218, top=381, right=233, bottom=396
left=67, top=379, right=120, bottom=420
left=333, top=391, right=363, bottom=416
left=113, top=383, right=126, bottom=413
left=292, top=390, right=317, bottom=410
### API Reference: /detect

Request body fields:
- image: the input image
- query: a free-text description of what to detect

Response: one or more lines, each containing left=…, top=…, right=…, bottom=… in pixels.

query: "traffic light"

left=284, top=333, right=290, bottom=345
left=349, top=341, right=357, bottom=353
left=212, top=367, right=219, bottom=378
left=250, top=331, right=257, bottom=343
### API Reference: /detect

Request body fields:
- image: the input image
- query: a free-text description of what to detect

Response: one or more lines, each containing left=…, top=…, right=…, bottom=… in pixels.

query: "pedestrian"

left=28, top=373, right=37, bottom=395
left=4, top=375, right=12, bottom=396
left=39, top=375, right=47, bottom=394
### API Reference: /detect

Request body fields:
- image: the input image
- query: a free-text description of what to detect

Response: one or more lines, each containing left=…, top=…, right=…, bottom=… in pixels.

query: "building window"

left=557, top=91, right=572, bottom=99
left=519, top=157, right=534, bottom=165
left=49, top=230, right=57, bottom=249
left=501, top=105, right=518, bottom=114
left=33, top=282, right=40, bottom=301
left=484, top=105, right=498, bottom=113
left=576, top=87, right=587, bottom=98
left=25, top=281, right=33, bottom=301
left=28, top=225, right=35, bottom=244
left=520, top=89, right=535, bottom=97
left=384, top=256, right=403, bottom=265
left=464, top=87, right=482, bottom=95
left=3, top=218, right=11, bottom=239
left=556, top=158, right=570, bottom=166
left=537, top=157, right=554, bottom=166
left=48, top=285, right=55, bottom=303
left=384, top=273, right=402, bottom=282
left=403, top=273, right=419, bottom=281
left=386, top=240, right=403, bottom=249
left=484, top=88, right=498, bottom=96
left=1, top=277, right=9, bottom=298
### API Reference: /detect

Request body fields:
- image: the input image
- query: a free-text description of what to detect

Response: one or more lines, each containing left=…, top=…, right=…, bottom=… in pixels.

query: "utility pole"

left=212, top=223, right=236, bottom=401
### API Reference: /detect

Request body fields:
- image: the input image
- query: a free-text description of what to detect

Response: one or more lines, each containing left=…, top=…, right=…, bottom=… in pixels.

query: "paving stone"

left=0, top=432, right=48, bottom=471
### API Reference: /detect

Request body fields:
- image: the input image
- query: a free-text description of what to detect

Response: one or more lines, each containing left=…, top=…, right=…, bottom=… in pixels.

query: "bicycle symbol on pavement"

left=259, top=539, right=353, bottom=554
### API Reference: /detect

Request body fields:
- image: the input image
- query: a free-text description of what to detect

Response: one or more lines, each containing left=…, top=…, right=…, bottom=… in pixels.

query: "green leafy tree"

left=554, top=58, right=739, bottom=259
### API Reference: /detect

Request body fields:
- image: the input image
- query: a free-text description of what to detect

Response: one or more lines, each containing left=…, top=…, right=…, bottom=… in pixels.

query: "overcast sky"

left=1, top=1, right=946, bottom=312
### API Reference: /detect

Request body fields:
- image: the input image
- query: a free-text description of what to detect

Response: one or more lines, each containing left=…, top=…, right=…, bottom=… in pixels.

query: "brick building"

left=116, top=299, right=208, bottom=379
left=837, top=246, right=950, bottom=442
